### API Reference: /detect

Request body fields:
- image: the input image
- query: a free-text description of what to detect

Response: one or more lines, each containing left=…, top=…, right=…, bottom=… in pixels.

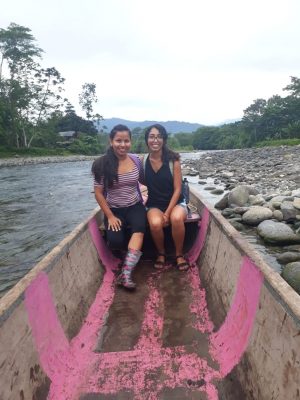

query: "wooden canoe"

left=0, top=188, right=300, bottom=399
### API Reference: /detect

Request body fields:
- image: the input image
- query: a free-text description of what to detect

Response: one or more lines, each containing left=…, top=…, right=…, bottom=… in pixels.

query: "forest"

left=1, top=23, right=300, bottom=156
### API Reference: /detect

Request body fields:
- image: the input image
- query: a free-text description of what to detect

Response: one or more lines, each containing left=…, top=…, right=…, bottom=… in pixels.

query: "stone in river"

left=282, top=262, right=300, bottom=294
left=257, top=220, right=300, bottom=244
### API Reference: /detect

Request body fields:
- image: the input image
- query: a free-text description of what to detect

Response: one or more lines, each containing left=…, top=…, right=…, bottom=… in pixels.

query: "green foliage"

left=255, top=138, right=300, bottom=147
left=68, top=134, right=105, bottom=155
left=0, top=145, right=72, bottom=158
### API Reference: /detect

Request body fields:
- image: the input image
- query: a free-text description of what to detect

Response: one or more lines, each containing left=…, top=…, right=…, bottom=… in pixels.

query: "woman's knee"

left=170, top=213, right=185, bottom=226
left=107, top=231, right=124, bottom=249
left=148, top=217, right=163, bottom=231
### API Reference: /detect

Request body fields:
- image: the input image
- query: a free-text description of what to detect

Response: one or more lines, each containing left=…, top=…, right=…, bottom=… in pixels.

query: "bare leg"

left=128, top=232, right=144, bottom=251
left=170, top=205, right=188, bottom=270
left=147, top=208, right=166, bottom=267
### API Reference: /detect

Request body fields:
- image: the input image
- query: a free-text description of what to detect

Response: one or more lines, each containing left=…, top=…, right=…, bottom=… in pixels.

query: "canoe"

left=1, top=188, right=300, bottom=400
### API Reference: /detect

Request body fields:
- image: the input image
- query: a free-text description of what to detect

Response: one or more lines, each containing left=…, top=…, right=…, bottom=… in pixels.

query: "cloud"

left=1, top=0, right=300, bottom=124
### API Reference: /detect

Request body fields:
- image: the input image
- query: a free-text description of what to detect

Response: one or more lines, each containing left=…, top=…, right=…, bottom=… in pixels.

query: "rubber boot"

left=117, top=248, right=142, bottom=289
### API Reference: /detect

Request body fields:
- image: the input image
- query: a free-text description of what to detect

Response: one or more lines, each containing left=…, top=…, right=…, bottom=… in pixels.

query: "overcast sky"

left=1, top=0, right=300, bottom=125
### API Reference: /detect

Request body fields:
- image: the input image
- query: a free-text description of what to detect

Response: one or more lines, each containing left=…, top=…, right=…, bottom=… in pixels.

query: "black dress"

left=145, top=157, right=183, bottom=212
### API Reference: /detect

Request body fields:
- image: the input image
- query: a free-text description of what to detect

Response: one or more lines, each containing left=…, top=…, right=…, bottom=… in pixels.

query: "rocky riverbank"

left=0, top=155, right=97, bottom=167
left=182, top=145, right=300, bottom=294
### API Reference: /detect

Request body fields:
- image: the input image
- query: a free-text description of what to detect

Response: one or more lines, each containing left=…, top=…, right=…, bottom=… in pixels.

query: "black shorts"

left=104, top=202, right=146, bottom=249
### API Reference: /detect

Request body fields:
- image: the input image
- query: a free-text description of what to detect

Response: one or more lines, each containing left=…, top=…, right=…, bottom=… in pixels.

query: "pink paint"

left=134, top=276, right=164, bottom=350
left=88, top=217, right=120, bottom=272
left=210, top=256, right=263, bottom=377
left=186, top=206, right=210, bottom=264
left=188, top=267, right=214, bottom=333
left=24, top=272, right=69, bottom=381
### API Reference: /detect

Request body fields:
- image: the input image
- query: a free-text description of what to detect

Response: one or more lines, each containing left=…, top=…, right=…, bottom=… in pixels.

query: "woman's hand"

left=163, top=213, right=170, bottom=227
left=108, top=215, right=122, bottom=231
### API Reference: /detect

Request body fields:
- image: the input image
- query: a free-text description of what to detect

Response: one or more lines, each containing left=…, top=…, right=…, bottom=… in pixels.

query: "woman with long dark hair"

left=92, top=124, right=146, bottom=289
left=144, top=124, right=189, bottom=271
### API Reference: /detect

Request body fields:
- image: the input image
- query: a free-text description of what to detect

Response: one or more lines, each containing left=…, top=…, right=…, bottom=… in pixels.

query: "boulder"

left=276, top=252, right=300, bottom=264
left=282, top=262, right=300, bottom=294
left=228, top=185, right=250, bottom=207
left=215, top=193, right=229, bottom=210
left=257, top=220, right=300, bottom=244
left=242, top=207, right=273, bottom=225
left=280, top=201, right=299, bottom=221
left=273, top=210, right=283, bottom=221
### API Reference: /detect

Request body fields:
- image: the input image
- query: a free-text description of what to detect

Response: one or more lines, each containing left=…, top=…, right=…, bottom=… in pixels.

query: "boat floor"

left=78, top=261, right=246, bottom=400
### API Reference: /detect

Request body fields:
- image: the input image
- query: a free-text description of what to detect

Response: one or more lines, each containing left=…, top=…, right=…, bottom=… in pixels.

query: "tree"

left=242, top=98, right=267, bottom=144
left=0, top=23, right=66, bottom=148
left=283, top=76, right=300, bottom=98
left=79, top=82, right=102, bottom=121
left=0, top=23, right=42, bottom=85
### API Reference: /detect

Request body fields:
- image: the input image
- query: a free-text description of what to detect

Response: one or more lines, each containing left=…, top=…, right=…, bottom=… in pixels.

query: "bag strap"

left=128, top=153, right=143, bottom=203
left=144, top=153, right=174, bottom=177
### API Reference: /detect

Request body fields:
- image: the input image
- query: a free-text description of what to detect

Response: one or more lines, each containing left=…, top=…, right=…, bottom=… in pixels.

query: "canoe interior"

left=1, top=187, right=300, bottom=399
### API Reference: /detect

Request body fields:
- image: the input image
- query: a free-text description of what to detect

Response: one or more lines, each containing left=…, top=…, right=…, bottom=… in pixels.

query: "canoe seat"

left=99, top=210, right=201, bottom=231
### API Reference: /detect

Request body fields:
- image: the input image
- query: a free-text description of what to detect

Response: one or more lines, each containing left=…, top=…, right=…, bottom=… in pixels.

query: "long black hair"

left=92, top=124, right=131, bottom=188
left=144, top=124, right=180, bottom=162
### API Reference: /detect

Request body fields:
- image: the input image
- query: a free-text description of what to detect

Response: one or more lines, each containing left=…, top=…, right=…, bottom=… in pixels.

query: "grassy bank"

left=0, top=146, right=74, bottom=158
left=256, top=138, right=300, bottom=147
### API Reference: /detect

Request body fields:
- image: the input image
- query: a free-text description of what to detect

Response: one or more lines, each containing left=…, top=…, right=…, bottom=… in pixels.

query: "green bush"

left=0, top=146, right=72, bottom=158
left=256, top=138, right=300, bottom=147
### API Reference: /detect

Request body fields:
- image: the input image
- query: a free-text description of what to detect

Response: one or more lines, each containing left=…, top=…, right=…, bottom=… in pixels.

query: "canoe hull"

left=0, top=188, right=300, bottom=399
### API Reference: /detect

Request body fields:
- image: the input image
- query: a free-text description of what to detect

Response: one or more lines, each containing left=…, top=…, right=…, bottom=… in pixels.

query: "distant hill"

left=95, top=118, right=204, bottom=134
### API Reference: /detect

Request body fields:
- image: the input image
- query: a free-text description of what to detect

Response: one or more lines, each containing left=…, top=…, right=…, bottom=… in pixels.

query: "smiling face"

left=147, top=127, right=164, bottom=153
left=110, top=130, right=131, bottom=158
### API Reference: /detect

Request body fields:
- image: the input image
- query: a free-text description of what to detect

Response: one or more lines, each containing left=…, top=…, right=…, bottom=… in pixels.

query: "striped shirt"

left=94, top=164, right=141, bottom=208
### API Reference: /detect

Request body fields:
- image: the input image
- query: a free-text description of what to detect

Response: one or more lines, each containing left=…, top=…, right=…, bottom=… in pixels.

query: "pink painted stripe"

left=88, top=217, right=120, bottom=272
left=210, top=256, right=263, bottom=377
left=186, top=206, right=210, bottom=264
left=25, top=272, right=69, bottom=381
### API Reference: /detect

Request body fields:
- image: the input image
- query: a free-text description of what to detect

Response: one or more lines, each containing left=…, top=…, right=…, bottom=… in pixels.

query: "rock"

left=210, top=188, right=224, bottom=195
left=273, top=210, right=284, bottom=221
left=220, top=171, right=234, bottom=178
left=228, top=185, right=250, bottom=207
left=285, top=245, right=300, bottom=252
left=293, top=198, right=300, bottom=210
left=292, top=189, right=300, bottom=197
left=249, top=194, right=265, bottom=206
left=242, top=207, right=273, bottom=225
left=269, top=195, right=292, bottom=206
left=198, top=180, right=207, bottom=184
left=276, top=252, right=300, bottom=264
left=204, top=186, right=216, bottom=190
left=271, top=201, right=282, bottom=210
left=280, top=201, right=299, bottom=221
left=221, top=208, right=235, bottom=217
left=257, top=220, right=300, bottom=244
left=282, top=262, right=300, bottom=294
left=232, top=206, right=250, bottom=215
left=229, top=220, right=246, bottom=231
left=215, top=193, right=229, bottom=210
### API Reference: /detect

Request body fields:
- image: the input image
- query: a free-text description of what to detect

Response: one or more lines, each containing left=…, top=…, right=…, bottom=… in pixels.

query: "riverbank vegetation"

left=1, top=23, right=300, bottom=157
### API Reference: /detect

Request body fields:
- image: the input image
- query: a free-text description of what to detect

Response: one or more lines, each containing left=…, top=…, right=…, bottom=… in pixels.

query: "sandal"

left=175, top=255, right=190, bottom=271
left=154, top=253, right=166, bottom=269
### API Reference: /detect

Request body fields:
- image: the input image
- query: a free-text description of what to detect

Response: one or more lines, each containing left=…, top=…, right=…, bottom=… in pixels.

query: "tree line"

left=0, top=23, right=104, bottom=155
left=1, top=23, right=300, bottom=156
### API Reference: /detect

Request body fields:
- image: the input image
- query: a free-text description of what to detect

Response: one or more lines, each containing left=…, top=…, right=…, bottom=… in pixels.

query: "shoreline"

left=0, top=155, right=98, bottom=168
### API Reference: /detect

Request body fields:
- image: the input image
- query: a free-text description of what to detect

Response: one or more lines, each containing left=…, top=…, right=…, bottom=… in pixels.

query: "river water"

left=0, top=152, right=280, bottom=297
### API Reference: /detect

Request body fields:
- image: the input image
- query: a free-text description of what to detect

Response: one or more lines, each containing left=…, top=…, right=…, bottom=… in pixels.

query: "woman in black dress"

left=144, top=124, right=189, bottom=271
